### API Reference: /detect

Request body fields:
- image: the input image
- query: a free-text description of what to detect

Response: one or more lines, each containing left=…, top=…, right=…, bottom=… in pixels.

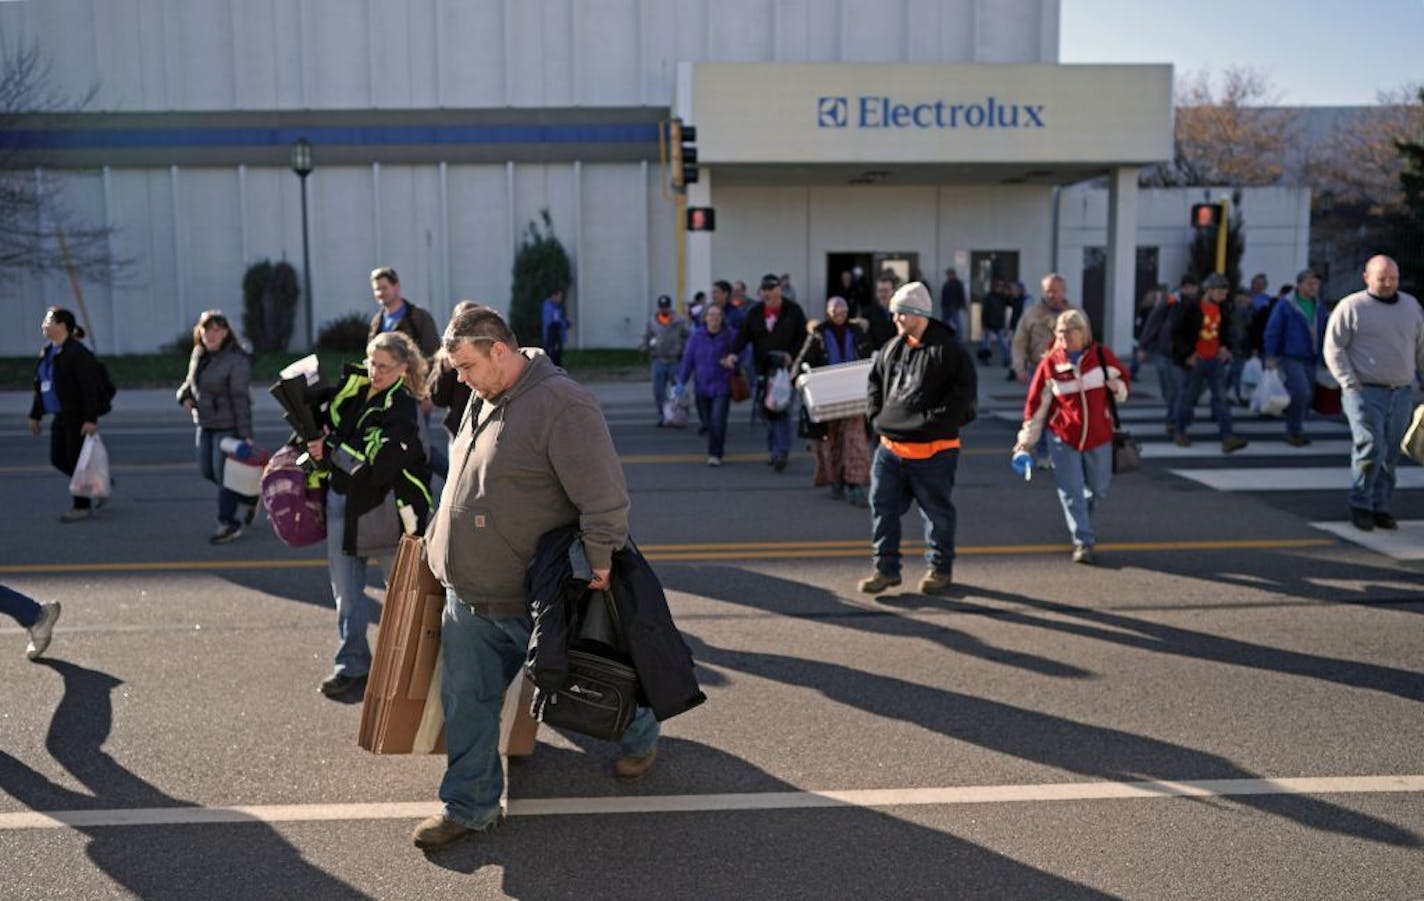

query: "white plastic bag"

left=1250, top=368, right=1290, bottom=417
left=661, top=385, right=688, bottom=428
left=68, top=434, right=112, bottom=499
left=1239, top=356, right=1264, bottom=394
left=765, top=368, right=793, bottom=413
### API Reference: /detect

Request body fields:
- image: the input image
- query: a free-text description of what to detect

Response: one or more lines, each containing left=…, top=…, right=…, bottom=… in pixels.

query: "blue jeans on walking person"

left=1046, top=435, right=1113, bottom=549
left=869, top=444, right=959, bottom=577
left=651, top=360, right=680, bottom=424
left=1342, top=385, right=1414, bottom=513
left=0, top=584, right=41, bottom=628
left=438, top=588, right=659, bottom=829
left=325, top=491, right=388, bottom=678
left=981, top=329, right=1010, bottom=366
left=196, top=427, right=248, bottom=527
left=1152, top=352, right=1180, bottom=429
left=697, top=393, right=730, bottom=459
left=1174, top=357, right=1235, bottom=439
left=1277, top=357, right=1315, bottom=439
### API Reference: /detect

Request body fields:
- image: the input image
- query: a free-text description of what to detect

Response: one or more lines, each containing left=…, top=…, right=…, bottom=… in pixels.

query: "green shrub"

left=316, top=313, right=370, bottom=354
left=241, top=259, right=301, bottom=352
left=158, top=330, right=194, bottom=356
left=509, top=210, right=573, bottom=346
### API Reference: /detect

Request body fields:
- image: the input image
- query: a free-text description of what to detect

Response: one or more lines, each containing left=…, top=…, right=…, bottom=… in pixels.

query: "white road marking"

left=3, top=775, right=1421, bottom=831
left=1141, top=440, right=1351, bottom=459
left=1170, top=467, right=1424, bottom=492
left=1311, top=520, right=1424, bottom=562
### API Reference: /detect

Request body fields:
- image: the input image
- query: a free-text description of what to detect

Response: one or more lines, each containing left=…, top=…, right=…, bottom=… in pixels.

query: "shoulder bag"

left=1096, top=346, right=1141, bottom=474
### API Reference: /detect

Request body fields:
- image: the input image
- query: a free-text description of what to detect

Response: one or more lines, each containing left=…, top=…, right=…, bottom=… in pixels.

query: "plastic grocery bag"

left=1239, top=356, right=1264, bottom=395
left=1250, top=368, right=1290, bottom=417
left=765, top=368, right=793, bottom=414
left=662, top=384, right=689, bottom=429
left=68, top=434, right=112, bottom=499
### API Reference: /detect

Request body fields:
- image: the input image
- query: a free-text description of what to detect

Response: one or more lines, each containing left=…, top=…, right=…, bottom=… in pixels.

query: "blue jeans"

left=1, top=584, right=40, bottom=628
left=981, top=329, right=1010, bottom=366
left=324, top=491, right=388, bottom=677
left=1342, top=385, right=1414, bottom=512
left=697, top=393, right=730, bottom=458
left=1175, top=357, right=1235, bottom=438
left=438, top=588, right=659, bottom=829
left=196, top=427, right=247, bottom=527
left=652, top=360, right=680, bottom=423
left=869, top=443, right=959, bottom=576
left=1152, top=352, right=1180, bottom=427
left=1047, top=435, right=1113, bottom=549
left=1277, top=358, right=1315, bottom=438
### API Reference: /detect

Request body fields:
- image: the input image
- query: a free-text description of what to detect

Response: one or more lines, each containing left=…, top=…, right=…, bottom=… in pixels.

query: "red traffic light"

left=686, top=207, right=716, bottom=232
left=1192, top=203, right=1222, bottom=229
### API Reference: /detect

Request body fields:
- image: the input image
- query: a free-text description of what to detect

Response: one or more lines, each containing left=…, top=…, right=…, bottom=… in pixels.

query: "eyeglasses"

left=364, top=357, right=404, bottom=375
left=1054, top=327, right=1083, bottom=336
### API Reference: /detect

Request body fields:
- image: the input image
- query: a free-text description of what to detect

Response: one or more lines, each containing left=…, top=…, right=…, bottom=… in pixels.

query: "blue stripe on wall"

left=2, top=122, right=661, bottom=151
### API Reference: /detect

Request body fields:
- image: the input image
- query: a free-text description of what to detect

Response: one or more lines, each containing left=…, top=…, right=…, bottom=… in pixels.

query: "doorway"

left=825, top=251, right=921, bottom=317
left=968, top=250, right=1020, bottom=340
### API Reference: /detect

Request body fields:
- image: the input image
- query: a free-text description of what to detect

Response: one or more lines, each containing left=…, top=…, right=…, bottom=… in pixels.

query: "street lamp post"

left=290, top=138, right=315, bottom=348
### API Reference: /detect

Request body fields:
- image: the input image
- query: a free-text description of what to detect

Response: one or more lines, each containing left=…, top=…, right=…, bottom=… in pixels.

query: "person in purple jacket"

left=678, top=304, right=738, bottom=466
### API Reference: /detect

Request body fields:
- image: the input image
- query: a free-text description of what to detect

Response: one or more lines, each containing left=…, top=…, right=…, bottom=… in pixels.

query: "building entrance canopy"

left=686, top=63, right=1173, bottom=170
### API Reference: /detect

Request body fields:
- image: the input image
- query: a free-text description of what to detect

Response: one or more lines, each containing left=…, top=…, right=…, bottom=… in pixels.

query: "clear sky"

left=1060, top=0, right=1424, bottom=106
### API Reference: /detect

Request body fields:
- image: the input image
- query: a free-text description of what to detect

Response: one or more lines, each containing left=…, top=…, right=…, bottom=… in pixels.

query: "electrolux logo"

left=816, top=95, right=1045, bottom=130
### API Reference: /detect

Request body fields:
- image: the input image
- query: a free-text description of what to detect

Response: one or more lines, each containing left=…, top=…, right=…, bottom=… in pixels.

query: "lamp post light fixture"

left=290, top=137, right=315, bottom=348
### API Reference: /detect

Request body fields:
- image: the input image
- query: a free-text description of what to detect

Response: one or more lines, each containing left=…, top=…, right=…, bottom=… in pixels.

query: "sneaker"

left=771, top=455, right=787, bottom=472
left=1173, top=434, right=1191, bottom=448
left=244, top=503, right=258, bottom=525
left=697, top=426, right=709, bottom=436
left=1221, top=436, right=1249, bottom=454
left=844, top=486, right=868, bottom=508
left=857, top=571, right=902, bottom=594
left=829, top=483, right=846, bottom=500
left=1034, top=457, right=1053, bottom=471
left=1371, top=511, right=1399, bottom=530
left=411, top=814, right=479, bottom=850
left=1349, top=507, right=1375, bottom=532
left=319, top=672, right=367, bottom=698
left=706, top=456, right=722, bottom=467
left=59, top=507, right=93, bottom=523
left=25, top=602, right=61, bottom=660
left=614, top=747, right=658, bottom=782
left=1072, top=545, right=1096, bottom=565
left=1284, top=434, right=1312, bottom=447
left=1164, top=424, right=1176, bottom=438
left=210, top=522, right=244, bottom=545
left=918, top=570, right=955, bottom=595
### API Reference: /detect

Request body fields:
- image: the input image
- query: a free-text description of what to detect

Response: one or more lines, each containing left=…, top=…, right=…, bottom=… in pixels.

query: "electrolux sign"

left=816, top=95, right=1045, bottom=130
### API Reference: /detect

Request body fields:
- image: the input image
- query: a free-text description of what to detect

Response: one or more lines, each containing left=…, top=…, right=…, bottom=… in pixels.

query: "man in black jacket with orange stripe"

left=861, top=283, right=977, bottom=596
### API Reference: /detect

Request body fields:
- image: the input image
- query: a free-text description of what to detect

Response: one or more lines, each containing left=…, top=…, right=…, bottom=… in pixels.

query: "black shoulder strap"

left=1095, top=345, right=1121, bottom=430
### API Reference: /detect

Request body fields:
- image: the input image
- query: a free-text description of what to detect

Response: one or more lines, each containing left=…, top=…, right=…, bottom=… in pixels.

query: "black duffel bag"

left=533, top=589, right=640, bottom=742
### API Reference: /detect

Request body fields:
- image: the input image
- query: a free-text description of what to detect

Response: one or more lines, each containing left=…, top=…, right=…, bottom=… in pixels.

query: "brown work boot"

left=858, top=571, right=902, bottom=594
left=918, top=569, right=954, bottom=595
left=615, top=747, right=658, bottom=782
left=412, top=814, right=481, bottom=850
left=1221, top=435, right=1249, bottom=454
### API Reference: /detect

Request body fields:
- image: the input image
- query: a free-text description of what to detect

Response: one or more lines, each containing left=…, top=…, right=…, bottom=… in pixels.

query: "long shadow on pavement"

left=0, top=659, right=367, bottom=900
left=661, top=568, right=1420, bottom=849
left=423, top=738, right=1119, bottom=900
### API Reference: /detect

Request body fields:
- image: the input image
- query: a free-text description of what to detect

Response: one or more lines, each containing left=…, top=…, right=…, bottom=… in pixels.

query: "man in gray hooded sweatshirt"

left=414, top=305, right=659, bottom=850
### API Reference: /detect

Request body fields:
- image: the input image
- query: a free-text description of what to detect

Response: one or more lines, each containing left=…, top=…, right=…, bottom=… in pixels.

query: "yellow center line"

left=0, top=537, right=1335, bottom=574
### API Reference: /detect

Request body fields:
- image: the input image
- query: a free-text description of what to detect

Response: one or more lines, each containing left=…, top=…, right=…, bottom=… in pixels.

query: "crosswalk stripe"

left=2, top=774, right=1420, bottom=831
left=1141, top=440, right=1351, bottom=460
left=1170, top=467, right=1424, bottom=492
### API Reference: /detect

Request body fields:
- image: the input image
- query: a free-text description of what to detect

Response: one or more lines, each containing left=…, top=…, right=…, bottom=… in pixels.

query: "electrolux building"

left=2, top=0, right=1173, bottom=357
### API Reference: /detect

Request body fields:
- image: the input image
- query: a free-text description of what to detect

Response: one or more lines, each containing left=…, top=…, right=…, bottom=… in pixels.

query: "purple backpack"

left=261, top=445, right=327, bottom=548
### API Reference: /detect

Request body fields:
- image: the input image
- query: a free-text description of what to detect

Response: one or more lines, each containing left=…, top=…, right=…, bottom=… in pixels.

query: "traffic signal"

left=686, top=207, right=716, bottom=231
left=670, top=118, right=698, bottom=188
left=1191, top=202, right=1222, bottom=229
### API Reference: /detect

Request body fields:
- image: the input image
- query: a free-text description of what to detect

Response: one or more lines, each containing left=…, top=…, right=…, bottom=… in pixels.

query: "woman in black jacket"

left=28, top=307, right=107, bottom=522
left=305, top=330, right=433, bottom=698
left=792, top=296, right=875, bottom=506
left=176, top=310, right=256, bottom=544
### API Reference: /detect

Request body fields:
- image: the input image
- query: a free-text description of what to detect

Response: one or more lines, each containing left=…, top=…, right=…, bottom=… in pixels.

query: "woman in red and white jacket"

left=1013, top=309, right=1129, bottom=564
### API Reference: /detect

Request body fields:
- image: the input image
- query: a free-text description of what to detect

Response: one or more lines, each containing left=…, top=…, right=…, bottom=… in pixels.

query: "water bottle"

left=219, top=436, right=253, bottom=461
left=1011, top=450, right=1033, bottom=481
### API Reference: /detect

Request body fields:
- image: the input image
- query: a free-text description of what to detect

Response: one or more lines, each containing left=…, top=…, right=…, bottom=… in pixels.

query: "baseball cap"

left=759, top=273, right=781, bottom=290
left=656, top=294, right=672, bottom=308
left=1295, top=268, right=1319, bottom=282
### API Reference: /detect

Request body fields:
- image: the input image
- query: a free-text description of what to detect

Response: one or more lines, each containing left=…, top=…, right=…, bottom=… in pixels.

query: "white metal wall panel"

left=645, top=165, right=677, bottom=318
left=176, top=170, right=245, bottom=328
left=445, top=164, right=512, bottom=313
left=710, top=186, right=809, bottom=294
left=440, top=0, right=507, bottom=106
left=170, top=2, right=236, bottom=110
left=841, top=0, right=905, bottom=63
left=576, top=0, right=641, bottom=106
left=307, top=168, right=378, bottom=334
left=579, top=164, right=648, bottom=347
left=974, top=0, right=1045, bottom=64
left=708, top=0, right=775, bottom=62
left=306, top=0, right=372, bottom=108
